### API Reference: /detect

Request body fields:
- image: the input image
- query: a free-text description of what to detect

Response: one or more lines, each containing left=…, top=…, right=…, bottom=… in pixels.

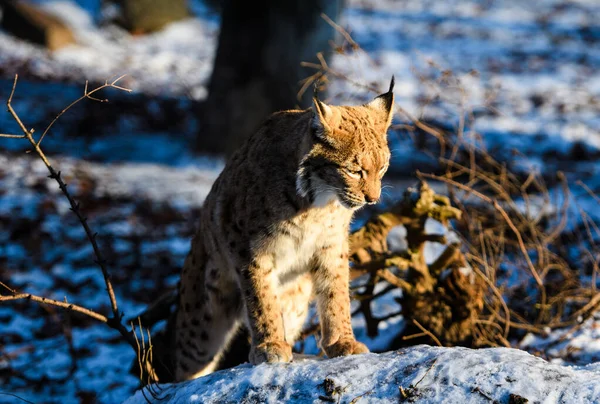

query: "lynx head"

left=297, top=77, right=395, bottom=210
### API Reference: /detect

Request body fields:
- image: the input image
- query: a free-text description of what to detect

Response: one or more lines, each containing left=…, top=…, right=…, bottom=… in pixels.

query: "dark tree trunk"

left=197, top=0, right=344, bottom=155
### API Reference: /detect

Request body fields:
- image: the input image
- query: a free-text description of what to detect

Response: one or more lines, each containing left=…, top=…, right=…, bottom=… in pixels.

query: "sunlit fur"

left=297, top=98, right=393, bottom=210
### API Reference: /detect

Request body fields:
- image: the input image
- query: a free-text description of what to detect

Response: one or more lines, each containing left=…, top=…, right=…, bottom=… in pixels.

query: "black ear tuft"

left=374, top=77, right=394, bottom=112
left=365, top=77, right=396, bottom=131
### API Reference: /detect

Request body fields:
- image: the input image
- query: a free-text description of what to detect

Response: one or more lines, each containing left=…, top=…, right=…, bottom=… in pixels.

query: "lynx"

left=174, top=79, right=395, bottom=381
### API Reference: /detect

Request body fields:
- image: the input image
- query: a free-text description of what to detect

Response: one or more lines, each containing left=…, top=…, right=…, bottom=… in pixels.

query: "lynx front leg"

left=312, top=243, right=369, bottom=358
left=240, top=254, right=292, bottom=365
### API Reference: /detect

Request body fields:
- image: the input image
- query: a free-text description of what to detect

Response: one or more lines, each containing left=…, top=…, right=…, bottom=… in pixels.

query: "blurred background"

left=0, top=0, right=599, bottom=402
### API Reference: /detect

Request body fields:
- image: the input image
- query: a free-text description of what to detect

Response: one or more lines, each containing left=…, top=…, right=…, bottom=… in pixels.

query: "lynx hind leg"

left=175, top=255, right=242, bottom=381
left=279, top=273, right=314, bottom=345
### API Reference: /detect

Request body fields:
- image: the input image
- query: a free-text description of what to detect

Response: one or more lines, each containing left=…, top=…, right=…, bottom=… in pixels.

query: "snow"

left=520, top=314, right=600, bottom=366
left=125, top=346, right=600, bottom=403
left=0, top=1, right=219, bottom=98
left=331, top=0, right=600, bottom=172
left=0, top=152, right=219, bottom=403
left=0, top=153, right=221, bottom=209
left=385, top=217, right=462, bottom=266
left=1, top=0, right=597, bottom=159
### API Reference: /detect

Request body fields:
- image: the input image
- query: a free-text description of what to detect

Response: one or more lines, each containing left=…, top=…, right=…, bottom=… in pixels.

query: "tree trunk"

left=197, top=0, right=343, bottom=155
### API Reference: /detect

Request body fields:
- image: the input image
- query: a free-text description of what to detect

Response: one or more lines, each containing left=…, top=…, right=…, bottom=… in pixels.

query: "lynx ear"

left=312, top=97, right=339, bottom=138
left=366, top=76, right=395, bottom=131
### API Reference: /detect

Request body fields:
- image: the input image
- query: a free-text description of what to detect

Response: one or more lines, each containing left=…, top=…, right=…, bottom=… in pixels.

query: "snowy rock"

left=125, top=346, right=600, bottom=403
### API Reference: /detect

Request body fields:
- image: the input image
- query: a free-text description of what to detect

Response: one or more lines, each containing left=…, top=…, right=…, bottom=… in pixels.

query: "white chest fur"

left=311, top=189, right=340, bottom=208
left=270, top=200, right=349, bottom=285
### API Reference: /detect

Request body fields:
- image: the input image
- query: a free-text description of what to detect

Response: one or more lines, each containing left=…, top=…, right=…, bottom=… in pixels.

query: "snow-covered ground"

left=125, top=346, right=600, bottom=403
left=0, top=0, right=219, bottom=99
left=520, top=313, right=600, bottom=366
left=0, top=0, right=599, bottom=402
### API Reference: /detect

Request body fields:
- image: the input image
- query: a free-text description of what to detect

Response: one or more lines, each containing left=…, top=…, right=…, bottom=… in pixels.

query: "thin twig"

left=0, top=392, right=35, bottom=404
left=412, top=320, right=442, bottom=347
left=418, top=171, right=546, bottom=302
left=36, top=74, right=131, bottom=146
left=414, top=358, right=438, bottom=387
left=321, top=13, right=359, bottom=50
left=2, top=75, right=136, bottom=351
left=0, top=133, right=26, bottom=138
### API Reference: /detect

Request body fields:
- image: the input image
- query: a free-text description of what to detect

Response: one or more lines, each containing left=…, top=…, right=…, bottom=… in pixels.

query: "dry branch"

left=0, top=282, right=107, bottom=323
left=0, top=75, right=140, bottom=354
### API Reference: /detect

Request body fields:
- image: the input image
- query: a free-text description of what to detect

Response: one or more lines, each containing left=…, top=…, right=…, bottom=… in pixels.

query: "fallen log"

left=0, top=0, right=76, bottom=51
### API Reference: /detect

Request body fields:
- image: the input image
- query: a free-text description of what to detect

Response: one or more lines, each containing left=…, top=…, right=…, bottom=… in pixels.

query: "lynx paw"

left=324, top=338, right=369, bottom=358
left=249, top=340, right=293, bottom=365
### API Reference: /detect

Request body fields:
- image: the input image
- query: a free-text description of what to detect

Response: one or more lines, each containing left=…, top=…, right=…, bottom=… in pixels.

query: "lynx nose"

left=364, top=192, right=379, bottom=204
left=363, top=180, right=381, bottom=205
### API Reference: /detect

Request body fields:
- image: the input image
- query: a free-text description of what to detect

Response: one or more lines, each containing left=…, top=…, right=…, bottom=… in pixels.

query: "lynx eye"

left=344, top=167, right=362, bottom=180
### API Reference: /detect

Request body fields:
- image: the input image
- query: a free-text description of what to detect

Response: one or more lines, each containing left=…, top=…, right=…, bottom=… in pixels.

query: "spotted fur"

left=174, top=80, right=395, bottom=381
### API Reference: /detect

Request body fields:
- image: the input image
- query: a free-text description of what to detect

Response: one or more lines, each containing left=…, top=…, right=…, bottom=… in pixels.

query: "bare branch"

left=0, top=392, right=35, bottom=404
left=36, top=74, right=131, bottom=146
left=1, top=74, right=137, bottom=352
left=418, top=171, right=546, bottom=299
left=0, top=280, right=107, bottom=323
left=0, top=133, right=26, bottom=138
left=0, top=291, right=108, bottom=323
left=321, top=13, right=359, bottom=50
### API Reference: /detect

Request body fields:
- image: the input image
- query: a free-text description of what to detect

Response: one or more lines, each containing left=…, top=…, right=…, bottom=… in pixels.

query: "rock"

left=124, top=346, right=600, bottom=403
